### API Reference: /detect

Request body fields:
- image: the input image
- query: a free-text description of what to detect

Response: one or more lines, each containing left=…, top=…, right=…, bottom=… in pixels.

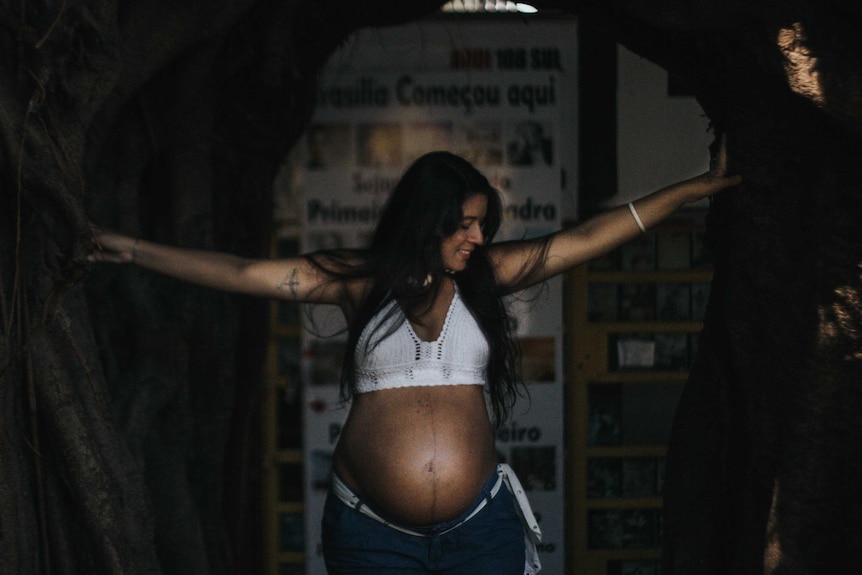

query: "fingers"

left=88, top=226, right=136, bottom=264
left=709, top=134, right=729, bottom=177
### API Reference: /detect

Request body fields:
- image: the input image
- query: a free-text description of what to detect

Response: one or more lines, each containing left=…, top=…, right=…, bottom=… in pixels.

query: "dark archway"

left=2, top=1, right=861, bottom=574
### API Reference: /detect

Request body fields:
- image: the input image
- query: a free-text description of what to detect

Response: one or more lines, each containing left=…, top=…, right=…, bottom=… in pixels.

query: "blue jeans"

left=322, top=471, right=526, bottom=574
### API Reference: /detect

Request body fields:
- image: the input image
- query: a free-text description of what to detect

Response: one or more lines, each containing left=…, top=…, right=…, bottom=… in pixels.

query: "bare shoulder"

left=485, top=237, right=552, bottom=293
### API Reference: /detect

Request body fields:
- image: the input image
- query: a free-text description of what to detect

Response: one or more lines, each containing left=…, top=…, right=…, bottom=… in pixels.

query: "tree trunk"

left=0, top=1, right=443, bottom=574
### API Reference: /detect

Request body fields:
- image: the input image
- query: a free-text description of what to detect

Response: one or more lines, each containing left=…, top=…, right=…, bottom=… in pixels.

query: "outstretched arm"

left=488, top=140, right=742, bottom=292
left=89, top=229, right=363, bottom=306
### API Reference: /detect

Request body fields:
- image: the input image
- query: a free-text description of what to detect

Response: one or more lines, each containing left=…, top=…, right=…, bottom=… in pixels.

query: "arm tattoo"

left=277, top=268, right=300, bottom=300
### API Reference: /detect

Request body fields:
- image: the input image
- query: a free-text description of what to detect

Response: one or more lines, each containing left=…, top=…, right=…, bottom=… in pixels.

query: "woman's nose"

left=469, top=223, right=484, bottom=244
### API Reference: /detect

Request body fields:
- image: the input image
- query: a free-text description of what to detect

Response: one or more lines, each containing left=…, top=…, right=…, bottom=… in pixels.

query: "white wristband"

left=628, top=202, right=646, bottom=233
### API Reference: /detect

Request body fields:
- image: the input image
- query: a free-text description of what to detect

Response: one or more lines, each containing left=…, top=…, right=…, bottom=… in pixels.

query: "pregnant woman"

left=91, top=147, right=739, bottom=574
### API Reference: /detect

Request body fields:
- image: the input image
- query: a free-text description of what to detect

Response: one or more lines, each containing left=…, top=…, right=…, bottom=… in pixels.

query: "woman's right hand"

left=88, top=225, right=138, bottom=264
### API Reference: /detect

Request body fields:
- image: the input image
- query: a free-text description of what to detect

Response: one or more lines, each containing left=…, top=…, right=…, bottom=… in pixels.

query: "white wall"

left=615, top=46, right=713, bottom=207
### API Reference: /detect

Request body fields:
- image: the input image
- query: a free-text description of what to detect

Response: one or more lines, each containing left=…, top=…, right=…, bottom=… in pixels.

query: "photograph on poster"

left=453, top=121, right=503, bottom=167
left=510, top=446, right=557, bottom=491
left=519, top=336, right=556, bottom=382
left=506, top=120, right=553, bottom=166
left=356, top=123, right=402, bottom=167
left=404, top=121, right=453, bottom=164
left=306, top=123, right=353, bottom=170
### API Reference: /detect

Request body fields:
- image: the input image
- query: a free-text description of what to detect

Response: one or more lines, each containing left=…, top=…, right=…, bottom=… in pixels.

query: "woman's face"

left=440, top=194, right=487, bottom=273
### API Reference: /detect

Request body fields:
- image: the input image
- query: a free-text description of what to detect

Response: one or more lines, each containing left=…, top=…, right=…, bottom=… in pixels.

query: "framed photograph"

left=588, top=385, right=622, bottom=446
left=656, top=230, right=692, bottom=270
left=619, top=283, right=657, bottom=322
left=620, top=233, right=656, bottom=271
left=588, top=509, right=659, bottom=549
left=657, top=283, right=691, bottom=321
left=614, top=334, right=656, bottom=370
left=653, top=333, right=690, bottom=371
left=588, top=283, right=619, bottom=322
left=519, top=337, right=556, bottom=382
left=587, top=458, right=622, bottom=498
left=621, top=458, right=658, bottom=498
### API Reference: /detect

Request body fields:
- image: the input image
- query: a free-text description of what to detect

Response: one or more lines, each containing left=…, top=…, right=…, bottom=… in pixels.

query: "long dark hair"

left=309, top=151, right=539, bottom=425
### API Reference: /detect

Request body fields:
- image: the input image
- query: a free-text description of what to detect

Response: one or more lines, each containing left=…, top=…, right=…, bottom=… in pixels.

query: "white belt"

left=331, top=467, right=504, bottom=538
left=498, top=463, right=543, bottom=575
left=331, top=463, right=543, bottom=574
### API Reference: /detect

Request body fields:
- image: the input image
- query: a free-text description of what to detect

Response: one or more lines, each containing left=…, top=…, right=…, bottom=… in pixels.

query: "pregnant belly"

left=333, top=385, right=497, bottom=526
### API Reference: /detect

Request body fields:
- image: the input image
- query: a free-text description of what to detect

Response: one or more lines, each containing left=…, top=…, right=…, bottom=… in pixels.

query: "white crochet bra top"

left=354, top=286, right=489, bottom=393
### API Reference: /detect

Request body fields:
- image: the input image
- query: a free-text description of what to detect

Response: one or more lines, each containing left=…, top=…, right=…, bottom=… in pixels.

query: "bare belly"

left=332, top=384, right=497, bottom=526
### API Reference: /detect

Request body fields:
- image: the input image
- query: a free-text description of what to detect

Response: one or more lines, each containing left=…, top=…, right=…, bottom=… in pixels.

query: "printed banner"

left=293, top=20, right=578, bottom=574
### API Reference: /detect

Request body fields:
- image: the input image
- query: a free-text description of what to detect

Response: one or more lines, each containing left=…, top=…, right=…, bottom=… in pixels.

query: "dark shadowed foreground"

left=1, top=1, right=861, bottom=574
